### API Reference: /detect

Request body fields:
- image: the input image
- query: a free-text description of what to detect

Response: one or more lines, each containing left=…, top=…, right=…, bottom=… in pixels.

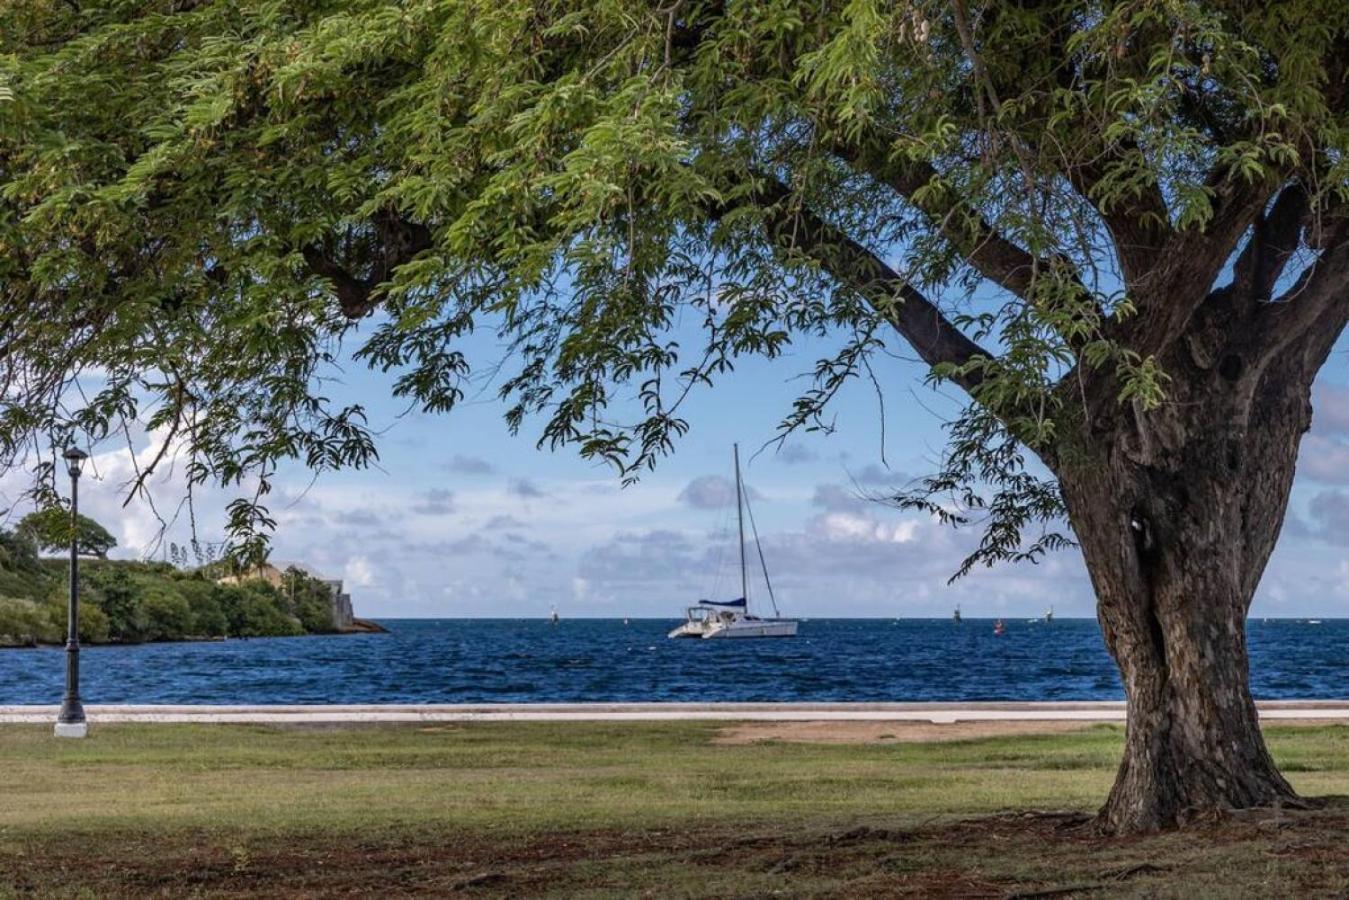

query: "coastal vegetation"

left=3, top=1, right=1348, bottom=831
left=4, top=722, right=1349, bottom=895
left=0, top=527, right=343, bottom=647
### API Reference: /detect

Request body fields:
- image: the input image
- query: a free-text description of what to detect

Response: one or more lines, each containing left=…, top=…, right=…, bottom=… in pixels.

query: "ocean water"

left=0, top=618, right=1345, bottom=705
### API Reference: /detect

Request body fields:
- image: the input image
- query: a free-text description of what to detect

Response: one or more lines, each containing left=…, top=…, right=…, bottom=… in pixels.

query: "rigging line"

left=740, top=483, right=780, bottom=618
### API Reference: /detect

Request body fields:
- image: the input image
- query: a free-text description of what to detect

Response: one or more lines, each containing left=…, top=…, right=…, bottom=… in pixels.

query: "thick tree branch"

left=741, top=175, right=993, bottom=399
left=1231, top=183, right=1310, bottom=302
left=835, top=137, right=1051, bottom=301
left=299, top=246, right=373, bottom=318
left=301, top=210, right=433, bottom=319
left=834, top=133, right=1106, bottom=368
left=1260, top=217, right=1349, bottom=368
left=1063, top=145, right=1173, bottom=288
left=1129, top=175, right=1281, bottom=357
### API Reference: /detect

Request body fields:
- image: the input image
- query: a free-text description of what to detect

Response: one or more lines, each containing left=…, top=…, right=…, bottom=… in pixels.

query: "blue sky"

left=24, top=312, right=1349, bottom=621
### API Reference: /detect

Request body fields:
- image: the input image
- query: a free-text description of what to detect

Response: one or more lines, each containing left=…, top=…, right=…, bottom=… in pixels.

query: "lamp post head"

left=63, top=446, right=88, bottom=478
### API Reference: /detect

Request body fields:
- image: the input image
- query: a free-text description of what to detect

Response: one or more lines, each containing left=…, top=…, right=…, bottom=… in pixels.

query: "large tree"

left=2, top=1, right=1346, bottom=832
left=18, top=508, right=118, bottom=560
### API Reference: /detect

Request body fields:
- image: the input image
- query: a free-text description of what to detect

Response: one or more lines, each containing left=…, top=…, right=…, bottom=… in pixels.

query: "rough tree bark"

left=1055, top=280, right=1345, bottom=833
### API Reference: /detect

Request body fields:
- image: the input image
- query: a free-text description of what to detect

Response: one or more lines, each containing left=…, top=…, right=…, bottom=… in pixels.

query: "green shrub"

left=0, top=596, right=59, bottom=645
left=283, top=568, right=339, bottom=633
left=0, top=529, right=51, bottom=601
left=46, top=599, right=113, bottom=644
left=234, top=583, right=304, bottom=637
left=86, top=567, right=144, bottom=642
left=78, top=601, right=110, bottom=643
left=176, top=579, right=228, bottom=636
left=0, top=528, right=42, bottom=574
left=214, top=584, right=249, bottom=635
left=137, top=588, right=193, bottom=642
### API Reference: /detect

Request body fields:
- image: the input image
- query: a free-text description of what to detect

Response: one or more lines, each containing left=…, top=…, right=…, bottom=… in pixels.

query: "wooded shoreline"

left=0, top=616, right=388, bottom=650
left=2, top=528, right=379, bottom=647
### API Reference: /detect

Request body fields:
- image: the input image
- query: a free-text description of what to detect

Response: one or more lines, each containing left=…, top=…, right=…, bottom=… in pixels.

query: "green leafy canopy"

left=17, top=507, right=118, bottom=559
left=1, top=1, right=1346, bottom=571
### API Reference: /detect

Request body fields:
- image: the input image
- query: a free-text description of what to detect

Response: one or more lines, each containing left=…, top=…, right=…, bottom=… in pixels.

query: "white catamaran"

left=668, top=444, right=799, bottom=640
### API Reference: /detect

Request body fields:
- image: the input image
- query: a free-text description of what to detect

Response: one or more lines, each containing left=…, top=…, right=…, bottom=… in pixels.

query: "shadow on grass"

left=8, top=804, right=1349, bottom=898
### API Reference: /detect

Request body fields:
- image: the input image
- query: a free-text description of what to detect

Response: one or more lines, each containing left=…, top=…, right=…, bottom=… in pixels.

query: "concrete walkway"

left=1, top=700, right=1348, bottom=725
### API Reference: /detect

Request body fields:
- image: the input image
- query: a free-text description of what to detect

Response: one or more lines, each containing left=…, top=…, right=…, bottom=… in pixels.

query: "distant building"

left=216, top=561, right=354, bottom=630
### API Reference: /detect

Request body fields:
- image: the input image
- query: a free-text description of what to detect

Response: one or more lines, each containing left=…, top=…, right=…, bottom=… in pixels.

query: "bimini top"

left=698, top=598, right=747, bottom=608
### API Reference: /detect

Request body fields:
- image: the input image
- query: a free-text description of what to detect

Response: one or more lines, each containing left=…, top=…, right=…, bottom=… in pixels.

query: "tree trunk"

left=1059, top=341, right=1315, bottom=833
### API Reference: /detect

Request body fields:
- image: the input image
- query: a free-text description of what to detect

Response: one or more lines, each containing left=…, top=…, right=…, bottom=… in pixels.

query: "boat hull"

left=667, top=618, right=799, bottom=639
left=663, top=620, right=787, bottom=639
left=703, top=619, right=798, bottom=638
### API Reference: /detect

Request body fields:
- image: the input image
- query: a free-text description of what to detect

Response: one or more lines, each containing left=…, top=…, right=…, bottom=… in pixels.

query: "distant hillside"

left=0, top=529, right=347, bottom=647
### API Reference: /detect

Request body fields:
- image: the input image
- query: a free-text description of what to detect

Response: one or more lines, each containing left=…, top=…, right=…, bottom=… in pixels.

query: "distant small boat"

left=623, top=618, right=630, bottom=626
left=953, top=605, right=962, bottom=624
left=550, top=606, right=559, bottom=625
left=993, top=618, right=1006, bottom=636
left=1309, top=619, right=1323, bottom=625
left=1044, top=605, right=1054, bottom=624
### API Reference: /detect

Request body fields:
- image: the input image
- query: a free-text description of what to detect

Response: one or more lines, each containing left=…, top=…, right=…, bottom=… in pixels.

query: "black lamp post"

left=55, top=446, right=89, bottom=739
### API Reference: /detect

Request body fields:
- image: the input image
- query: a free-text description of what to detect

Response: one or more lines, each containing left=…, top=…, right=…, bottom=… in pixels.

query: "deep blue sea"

left=0, top=618, right=1346, bottom=704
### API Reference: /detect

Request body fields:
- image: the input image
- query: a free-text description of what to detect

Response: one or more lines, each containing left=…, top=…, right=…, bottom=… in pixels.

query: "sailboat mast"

left=734, top=443, right=748, bottom=604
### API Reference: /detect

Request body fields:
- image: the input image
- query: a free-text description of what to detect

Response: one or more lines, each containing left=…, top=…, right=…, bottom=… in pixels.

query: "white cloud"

left=344, top=556, right=375, bottom=588
left=776, top=444, right=817, bottom=465
left=410, top=488, right=455, bottom=515
left=508, top=478, right=547, bottom=498
left=811, top=484, right=869, bottom=514
left=72, top=425, right=202, bottom=558
left=678, top=475, right=765, bottom=509
left=1313, top=382, right=1349, bottom=435
left=1299, top=436, right=1349, bottom=484
left=445, top=454, right=495, bottom=476
left=814, top=511, right=919, bottom=544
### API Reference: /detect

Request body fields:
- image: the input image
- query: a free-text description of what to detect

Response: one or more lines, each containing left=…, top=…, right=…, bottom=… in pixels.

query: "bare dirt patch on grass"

left=715, top=717, right=1349, bottom=745
left=713, top=720, right=1105, bottom=744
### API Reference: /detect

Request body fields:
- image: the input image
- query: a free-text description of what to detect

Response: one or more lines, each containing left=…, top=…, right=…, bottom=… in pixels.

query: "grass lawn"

left=2, top=721, right=1349, bottom=897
